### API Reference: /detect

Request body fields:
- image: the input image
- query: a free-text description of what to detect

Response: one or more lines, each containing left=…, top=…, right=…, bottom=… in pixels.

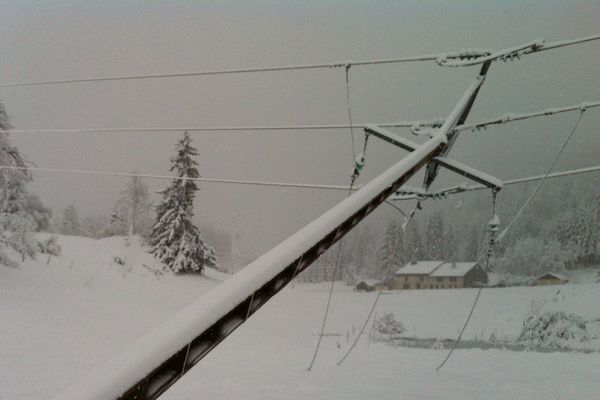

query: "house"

left=390, top=260, right=487, bottom=290
left=428, top=262, right=487, bottom=289
left=389, top=261, right=445, bottom=290
left=535, top=272, right=569, bottom=286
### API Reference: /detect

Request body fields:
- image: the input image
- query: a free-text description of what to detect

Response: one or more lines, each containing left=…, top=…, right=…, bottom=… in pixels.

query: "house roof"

left=395, top=261, right=445, bottom=275
left=430, top=262, right=479, bottom=277
left=536, top=272, right=569, bottom=281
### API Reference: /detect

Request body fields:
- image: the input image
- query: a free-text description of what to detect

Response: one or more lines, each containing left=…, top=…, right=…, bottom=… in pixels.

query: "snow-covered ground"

left=1, top=235, right=599, bottom=399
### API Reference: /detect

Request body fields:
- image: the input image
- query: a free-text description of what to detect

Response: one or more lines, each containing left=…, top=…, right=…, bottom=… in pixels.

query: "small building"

left=355, top=280, right=387, bottom=292
left=390, top=260, right=487, bottom=290
left=535, top=272, right=569, bottom=286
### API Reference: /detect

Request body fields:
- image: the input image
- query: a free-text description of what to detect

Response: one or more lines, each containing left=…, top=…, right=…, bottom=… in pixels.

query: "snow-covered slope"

left=1, top=235, right=599, bottom=400
left=0, top=234, right=226, bottom=400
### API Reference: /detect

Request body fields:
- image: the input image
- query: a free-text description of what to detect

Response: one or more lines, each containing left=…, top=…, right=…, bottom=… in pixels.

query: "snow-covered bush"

left=371, top=313, right=405, bottom=342
left=36, top=235, right=61, bottom=256
left=516, top=311, right=590, bottom=349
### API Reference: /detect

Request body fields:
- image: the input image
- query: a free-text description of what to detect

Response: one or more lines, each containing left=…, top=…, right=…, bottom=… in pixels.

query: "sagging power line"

left=5, top=100, right=599, bottom=136
left=1, top=33, right=598, bottom=88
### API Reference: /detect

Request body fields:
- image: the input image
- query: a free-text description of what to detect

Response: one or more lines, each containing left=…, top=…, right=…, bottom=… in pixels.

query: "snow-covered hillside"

left=1, top=235, right=599, bottom=400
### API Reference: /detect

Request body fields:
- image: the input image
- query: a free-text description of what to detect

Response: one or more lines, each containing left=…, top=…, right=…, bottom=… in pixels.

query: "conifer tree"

left=465, top=226, right=481, bottom=262
left=426, top=211, right=445, bottom=259
left=445, top=223, right=457, bottom=262
left=0, top=100, right=31, bottom=213
left=0, top=100, right=37, bottom=266
left=405, top=222, right=424, bottom=261
left=60, top=205, right=80, bottom=235
left=149, top=132, right=216, bottom=273
left=377, top=220, right=398, bottom=278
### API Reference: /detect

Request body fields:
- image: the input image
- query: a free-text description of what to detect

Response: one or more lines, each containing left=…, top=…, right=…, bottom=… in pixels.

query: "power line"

left=0, top=165, right=360, bottom=191
left=0, top=55, right=441, bottom=88
left=457, top=101, right=600, bottom=133
left=1, top=33, right=598, bottom=88
left=390, top=165, right=600, bottom=201
left=5, top=100, right=597, bottom=136
left=496, top=109, right=586, bottom=242
left=4, top=121, right=444, bottom=135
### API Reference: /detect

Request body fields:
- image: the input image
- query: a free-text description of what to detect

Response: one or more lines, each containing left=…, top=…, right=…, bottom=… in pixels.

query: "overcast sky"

left=1, top=1, right=599, bottom=262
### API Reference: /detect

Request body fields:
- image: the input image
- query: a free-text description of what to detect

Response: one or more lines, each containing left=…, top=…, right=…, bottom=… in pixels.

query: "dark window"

left=449, top=277, right=457, bottom=282
left=436, top=277, right=443, bottom=282
left=419, top=276, right=424, bottom=282
left=416, top=283, right=420, bottom=289
left=403, top=284, right=410, bottom=289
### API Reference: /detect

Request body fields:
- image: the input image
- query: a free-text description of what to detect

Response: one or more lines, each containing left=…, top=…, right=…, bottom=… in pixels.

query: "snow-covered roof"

left=429, top=262, right=479, bottom=277
left=536, top=272, right=569, bottom=281
left=395, top=261, right=445, bottom=275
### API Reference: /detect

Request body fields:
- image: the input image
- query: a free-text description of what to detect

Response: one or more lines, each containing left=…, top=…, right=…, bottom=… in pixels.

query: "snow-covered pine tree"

left=376, top=220, right=398, bottom=279
left=464, top=225, right=481, bottom=262
left=405, top=222, right=424, bottom=262
left=444, top=223, right=457, bottom=262
left=391, top=221, right=406, bottom=271
left=149, top=132, right=216, bottom=273
left=0, top=100, right=37, bottom=266
left=0, top=101, right=31, bottom=213
left=426, top=211, right=445, bottom=260
left=60, top=205, right=80, bottom=235
left=552, top=199, right=600, bottom=267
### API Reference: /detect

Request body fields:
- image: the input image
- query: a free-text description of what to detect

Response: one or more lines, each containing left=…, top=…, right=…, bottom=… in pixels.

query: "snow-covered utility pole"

left=53, top=63, right=492, bottom=400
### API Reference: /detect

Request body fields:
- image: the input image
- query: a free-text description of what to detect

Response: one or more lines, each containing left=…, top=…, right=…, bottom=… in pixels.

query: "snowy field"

left=1, top=235, right=600, bottom=400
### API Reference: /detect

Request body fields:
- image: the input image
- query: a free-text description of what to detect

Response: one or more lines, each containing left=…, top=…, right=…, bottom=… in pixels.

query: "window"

left=403, top=284, right=409, bottom=289
left=436, top=277, right=443, bottom=282
left=449, top=277, right=457, bottom=282
left=416, top=283, right=420, bottom=289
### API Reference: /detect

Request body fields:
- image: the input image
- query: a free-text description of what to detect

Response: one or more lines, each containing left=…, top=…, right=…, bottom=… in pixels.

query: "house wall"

left=536, top=278, right=566, bottom=286
left=392, top=275, right=464, bottom=289
left=463, top=265, right=488, bottom=287
left=424, top=276, right=463, bottom=289
left=390, top=275, right=427, bottom=290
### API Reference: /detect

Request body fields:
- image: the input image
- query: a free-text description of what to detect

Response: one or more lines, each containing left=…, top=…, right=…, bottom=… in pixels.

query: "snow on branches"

left=149, top=132, right=216, bottom=274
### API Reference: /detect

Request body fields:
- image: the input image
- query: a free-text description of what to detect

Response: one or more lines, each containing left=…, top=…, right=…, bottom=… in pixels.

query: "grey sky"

left=1, top=1, right=599, bottom=262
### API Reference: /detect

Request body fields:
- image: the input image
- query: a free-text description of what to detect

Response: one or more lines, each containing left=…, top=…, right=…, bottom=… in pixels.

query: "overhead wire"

left=1, top=33, right=598, bottom=88
left=457, top=101, right=600, bottom=133
left=496, top=109, right=587, bottom=242
left=436, top=190, right=499, bottom=371
left=307, top=64, right=362, bottom=371
left=4, top=121, right=443, bottom=135
left=0, top=165, right=360, bottom=191
left=337, top=290, right=382, bottom=366
left=3, top=100, right=597, bottom=136
left=436, top=109, right=586, bottom=371
left=390, top=165, right=600, bottom=201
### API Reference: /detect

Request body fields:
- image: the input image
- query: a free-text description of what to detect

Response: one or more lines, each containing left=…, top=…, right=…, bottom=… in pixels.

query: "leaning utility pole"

left=54, top=62, right=491, bottom=400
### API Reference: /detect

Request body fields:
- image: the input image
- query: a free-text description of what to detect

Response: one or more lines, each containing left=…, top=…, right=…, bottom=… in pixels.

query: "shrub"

left=37, top=236, right=61, bottom=256
left=516, top=311, right=590, bottom=349
left=372, top=313, right=405, bottom=342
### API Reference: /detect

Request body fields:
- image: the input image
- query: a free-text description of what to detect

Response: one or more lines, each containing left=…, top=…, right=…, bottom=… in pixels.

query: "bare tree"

left=116, top=173, right=152, bottom=235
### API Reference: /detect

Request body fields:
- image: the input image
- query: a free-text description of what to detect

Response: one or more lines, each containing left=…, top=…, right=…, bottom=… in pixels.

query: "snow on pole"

left=54, top=60, right=494, bottom=400
left=53, top=130, right=447, bottom=400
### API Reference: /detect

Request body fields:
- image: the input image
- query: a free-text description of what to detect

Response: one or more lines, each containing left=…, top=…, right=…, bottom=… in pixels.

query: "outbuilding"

left=535, top=272, right=569, bottom=286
